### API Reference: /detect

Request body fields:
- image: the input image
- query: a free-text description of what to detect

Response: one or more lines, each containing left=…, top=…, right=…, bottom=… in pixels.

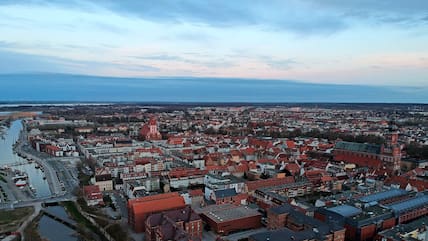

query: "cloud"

left=0, top=50, right=160, bottom=74
left=133, top=54, right=182, bottom=61
left=0, top=0, right=347, bottom=35
left=130, top=53, right=235, bottom=69
left=2, top=0, right=427, bottom=36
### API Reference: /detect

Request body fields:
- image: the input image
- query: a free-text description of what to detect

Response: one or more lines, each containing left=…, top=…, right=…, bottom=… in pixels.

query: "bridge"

left=1, top=161, right=30, bottom=168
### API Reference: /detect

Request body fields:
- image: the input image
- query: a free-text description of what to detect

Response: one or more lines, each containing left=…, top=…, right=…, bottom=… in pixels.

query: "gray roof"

left=202, top=204, right=260, bottom=223
left=214, top=188, right=237, bottom=198
left=335, top=141, right=381, bottom=154
left=327, top=205, right=362, bottom=217
left=250, top=228, right=323, bottom=241
left=359, top=189, right=408, bottom=203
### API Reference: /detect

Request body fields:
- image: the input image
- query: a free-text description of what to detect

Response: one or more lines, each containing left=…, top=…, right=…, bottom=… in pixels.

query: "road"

left=1, top=121, right=78, bottom=209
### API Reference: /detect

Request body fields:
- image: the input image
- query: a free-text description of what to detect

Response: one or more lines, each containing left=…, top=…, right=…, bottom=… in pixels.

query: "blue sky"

left=0, top=0, right=427, bottom=101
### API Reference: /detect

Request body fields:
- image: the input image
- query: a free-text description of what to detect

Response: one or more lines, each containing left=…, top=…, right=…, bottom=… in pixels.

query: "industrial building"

left=315, top=204, right=395, bottom=241
left=199, top=204, right=262, bottom=235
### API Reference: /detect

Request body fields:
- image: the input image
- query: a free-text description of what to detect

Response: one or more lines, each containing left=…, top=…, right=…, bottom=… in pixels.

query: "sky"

left=0, top=0, right=427, bottom=102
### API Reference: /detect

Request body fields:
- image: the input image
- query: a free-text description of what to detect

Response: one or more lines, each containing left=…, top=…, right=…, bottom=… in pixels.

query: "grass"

left=106, top=223, right=128, bottom=241
left=0, top=173, right=6, bottom=183
left=0, top=206, right=34, bottom=233
left=23, top=215, right=43, bottom=241
left=62, top=201, right=108, bottom=241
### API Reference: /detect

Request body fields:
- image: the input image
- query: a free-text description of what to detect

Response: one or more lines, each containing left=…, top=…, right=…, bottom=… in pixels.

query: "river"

left=38, top=206, right=78, bottom=241
left=0, top=120, right=51, bottom=197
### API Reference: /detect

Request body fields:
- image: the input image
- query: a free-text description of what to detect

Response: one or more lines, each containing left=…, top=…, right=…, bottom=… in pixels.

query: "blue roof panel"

left=359, top=189, right=408, bottom=203
left=387, top=195, right=428, bottom=213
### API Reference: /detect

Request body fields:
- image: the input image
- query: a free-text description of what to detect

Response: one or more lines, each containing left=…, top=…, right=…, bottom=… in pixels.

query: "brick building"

left=145, top=206, right=202, bottom=241
left=251, top=204, right=345, bottom=241
left=333, top=133, right=401, bottom=173
left=140, top=117, right=162, bottom=141
left=128, top=192, right=186, bottom=232
left=82, top=185, right=104, bottom=206
left=315, top=204, right=395, bottom=241
left=198, top=204, right=262, bottom=235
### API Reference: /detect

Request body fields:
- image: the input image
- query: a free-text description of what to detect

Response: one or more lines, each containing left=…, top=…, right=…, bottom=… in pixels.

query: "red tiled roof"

left=385, top=176, right=428, bottom=191
left=189, top=189, right=204, bottom=197
left=246, top=177, right=295, bottom=191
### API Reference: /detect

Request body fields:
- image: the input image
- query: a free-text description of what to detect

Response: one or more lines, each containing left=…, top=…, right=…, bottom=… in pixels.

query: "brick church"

left=140, top=117, right=162, bottom=141
left=333, top=132, right=401, bottom=173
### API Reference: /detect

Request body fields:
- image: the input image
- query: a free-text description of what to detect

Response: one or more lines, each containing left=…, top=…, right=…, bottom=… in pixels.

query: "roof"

left=327, top=205, right=362, bottom=217
left=335, top=141, right=381, bottom=154
left=95, top=174, right=112, bottom=182
left=130, top=196, right=185, bottom=215
left=359, top=189, right=408, bottom=203
left=214, top=188, right=237, bottom=199
left=246, top=177, right=295, bottom=192
left=83, top=185, right=101, bottom=194
left=146, top=206, right=201, bottom=228
left=201, top=204, right=261, bottom=223
left=387, top=194, right=428, bottom=214
left=378, top=216, right=428, bottom=240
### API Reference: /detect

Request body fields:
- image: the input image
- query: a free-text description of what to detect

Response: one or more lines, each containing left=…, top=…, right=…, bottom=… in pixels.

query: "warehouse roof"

left=359, top=189, right=408, bottom=203
left=202, top=204, right=260, bottom=223
left=387, top=194, right=428, bottom=214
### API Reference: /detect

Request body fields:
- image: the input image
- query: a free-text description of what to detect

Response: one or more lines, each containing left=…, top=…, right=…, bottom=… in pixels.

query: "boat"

left=35, top=165, right=40, bottom=169
left=15, top=180, right=27, bottom=187
left=29, top=185, right=37, bottom=194
left=42, top=176, right=46, bottom=180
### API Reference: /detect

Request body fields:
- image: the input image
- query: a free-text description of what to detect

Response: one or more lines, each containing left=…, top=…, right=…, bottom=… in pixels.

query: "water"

left=0, top=120, right=51, bottom=197
left=45, top=206, right=76, bottom=225
left=38, top=206, right=78, bottom=241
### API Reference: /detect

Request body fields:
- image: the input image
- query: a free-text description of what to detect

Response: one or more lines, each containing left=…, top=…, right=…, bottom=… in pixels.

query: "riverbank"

left=12, top=121, right=61, bottom=197
left=0, top=206, right=34, bottom=234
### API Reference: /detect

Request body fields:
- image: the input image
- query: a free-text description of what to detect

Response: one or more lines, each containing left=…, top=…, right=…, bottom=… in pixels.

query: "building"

left=199, top=204, right=262, bottom=235
left=401, top=158, right=428, bottom=171
left=83, top=185, right=104, bottom=206
left=128, top=192, right=186, bottom=233
left=385, top=194, right=428, bottom=224
left=204, top=173, right=246, bottom=200
left=140, top=117, right=162, bottom=141
left=211, top=188, right=248, bottom=205
left=375, top=216, right=428, bottom=241
left=358, top=189, right=409, bottom=205
left=315, top=204, right=395, bottom=241
left=145, top=206, right=202, bottom=241
left=251, top=204, right=345, bottom=241
left=94, top=171, right=113, bottom=191
left=333, top=133, right=401, bottom=173
left=252, top=181, right=313, bottom=210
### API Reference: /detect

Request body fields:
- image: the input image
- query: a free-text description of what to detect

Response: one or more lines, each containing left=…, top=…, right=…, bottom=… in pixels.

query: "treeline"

left=204, top=126, right=385, bottom=145
left=405, top=142, right=428, bottom=159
